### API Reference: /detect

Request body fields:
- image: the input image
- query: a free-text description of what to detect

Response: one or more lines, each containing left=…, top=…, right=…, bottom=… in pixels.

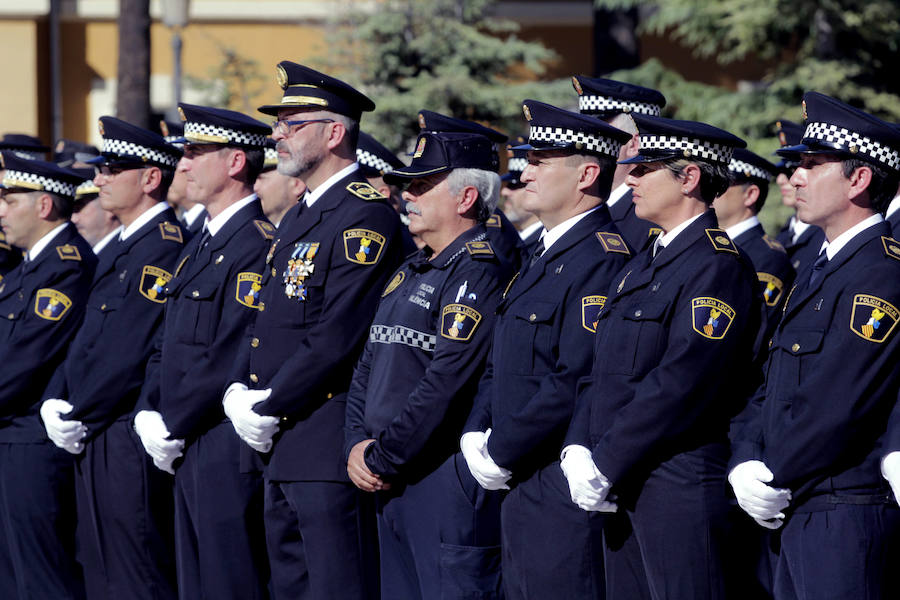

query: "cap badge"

left=571, top=76, right=583, bottom=95
left=418, top=113, right=426, bottom=129
left=276, top=64, right=288, bottom=89
left=413, top=137, right=426, bottom=159
left=178, top=106, right=186, bottom=122
left=801, top=100, right=808, bottom=121
left=98, top=119, right=105, bottom=136
left=523, top=104, right=532, bottom=122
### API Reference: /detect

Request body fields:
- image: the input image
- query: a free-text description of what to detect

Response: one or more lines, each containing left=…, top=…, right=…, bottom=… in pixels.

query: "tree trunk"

left=593, top=7, right=640, bottom=75
left=116, top=0, right=151, bottom=128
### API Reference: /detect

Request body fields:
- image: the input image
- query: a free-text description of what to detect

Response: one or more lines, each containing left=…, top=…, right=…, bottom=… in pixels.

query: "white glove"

left=40, top=399, right=87, bottom=454
left=881, top=451, right=900, bottom=509
left=460, top=429, right=512, bottom=491
left=560, top=445, right=617, bottom=512
left=728, top=460, right=791, bottom=528
left=133, top=410, right=184, bottom=474
left=223, top=383, right=279, bottom=452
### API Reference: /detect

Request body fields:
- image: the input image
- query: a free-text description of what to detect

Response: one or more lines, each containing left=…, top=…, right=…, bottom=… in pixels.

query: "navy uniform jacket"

left=567, top=210, right=761, bottom=494
left=785, top=224, right=826, bottom=274
left=140, top=200, right=273, bottom=441
left=0, top=224, right=96, bottom=442
left=609, top=188, right=661, bottom=252
left=44, top=207, right=185, bottom=440
left=887, top=209, right=900, bottom=234
left=733, top=223, right=796, bottom=340
left=229, top=171, right=403, bottom=482
left=465, top=207, right=632, bottom=479
left=732, top=221, right=900, bottom=505
left=344, top=225, right=512, bottom=480
left=0, top=230, right=22, bottom=277
left=182, top=208, right=207, bottom=239
left=486, top=208, right=524, bottom=271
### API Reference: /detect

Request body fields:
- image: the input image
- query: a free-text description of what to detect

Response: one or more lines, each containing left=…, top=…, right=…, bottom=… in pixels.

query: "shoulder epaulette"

left=881, top=236, right=900, bottom=261
left=56, top=244, right=82, bottom=262
left=0, top=231, right=10, bottom=251
left=254, top=220, right=275, bottom=240
left=159, top=222, right=184, bottom=244
left=485, top=214, right=502, bottom=228
left=648, top=227, right=663, bottom=239
left=594, top=231, right=630, bottom=255
left=466, top=240, right=495, bottom=259
left=346, top=181, right=386, bottom=201
left=705, top=228, right=739, bottom=255
left=762, top=235, right=786, bottom=252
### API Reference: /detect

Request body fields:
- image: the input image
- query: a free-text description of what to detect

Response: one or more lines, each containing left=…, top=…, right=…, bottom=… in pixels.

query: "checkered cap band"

left=369, top=324, right=436, bottom=352
left=3, top=169, right=76, bottom=197
left=164, top=135, right=184, bottom=147
left=728, top=159, right=773, bottom=181
left=639, top=135, right=733, bottom=164
left=578, top=95, right=660, bottom=117
left=264, top=146, right=278, bottom=167
left=101, top=138, right=180, bottom=167
left=507, top=157, right=527, bottom=173
left=356, top=148, right=394, bottom=174
left=76, top=180, right=100, bottom=196
left=184, top=121, right=267, bottom=147
left=804, top=121, right=900, bottom=170
left=529, top=126, right=622, bottom=158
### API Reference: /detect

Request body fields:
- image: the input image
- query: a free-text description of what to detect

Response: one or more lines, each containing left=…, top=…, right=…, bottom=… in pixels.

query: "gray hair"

left=447, top=168, right=500, bottom=223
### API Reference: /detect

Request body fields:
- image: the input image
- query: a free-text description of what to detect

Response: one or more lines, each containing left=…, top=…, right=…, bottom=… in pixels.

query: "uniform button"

left=634, top=309, right=643, bottom=317
left=791, top=343, right=800, bottom=352
left=259, top=302, right=265, bottom=312
left=327, top=393, right=333, bottom=399
left=272, top=267, right=277, bottom=277
left=251, top=337, right=259, bottom=348
left=7, top=313, right=13, bottom=319
left=250, top=373, right=259, bottom=383
left=768, top=339, right=773, bottom=349
left=652, top=282, right=660, bottom=292
left=529, top=313, right=537, bottom=322
left=100, top=303, right=107, bottom=310
left=192, top=290, right=199, bottom=298
left=17, top=292, right=23, bottom=299
left=281, top=416, right=288, bottom=422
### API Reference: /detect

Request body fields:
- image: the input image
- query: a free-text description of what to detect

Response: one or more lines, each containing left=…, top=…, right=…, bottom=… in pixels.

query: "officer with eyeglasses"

left=224, top=61, right=403, bottom=600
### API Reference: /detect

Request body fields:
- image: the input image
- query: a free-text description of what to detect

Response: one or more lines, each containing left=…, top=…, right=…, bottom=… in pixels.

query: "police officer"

left=134, top=103, right=274, bottom=600
left=572, top=75, right=666, bottom=250
left=345, top=130, right=511, bottom=599
left=224, top=61, right=402, bottom=599
left=713, top=147, right=795, bottom=339
left=417, top=109, right=524, bottom=269
left=461, top=100, right=633, bottom=600
left=40, top=117, right=184, bottom=599
left=0, top=153, right=96, bottom=599
left=772, top=119, right=827, bottom=274
left=730, top=92, right=900, bottom=600
left=564, top=115, right=760, bottom=600
left=500, top=135, right=543, bottom=261
left=162, top=120, right=207, bottom=237
left=0, top=133, right=50, bottom=160
left=254, top=138, right=306, bottom=227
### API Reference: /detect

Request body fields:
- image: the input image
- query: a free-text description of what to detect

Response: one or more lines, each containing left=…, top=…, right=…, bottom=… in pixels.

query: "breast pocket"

left=506, top=300, right=558, bottom=374
left=603, top=301, right=669, bottom=376
left=174, top=282, right=219, bottom=345
left=770, top=329, right=824, bottom=414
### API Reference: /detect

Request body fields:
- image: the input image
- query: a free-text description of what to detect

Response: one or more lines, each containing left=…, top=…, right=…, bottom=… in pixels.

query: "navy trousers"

left=174, top=422, right=269, bottom=599
left=0, top=441, right=85, bottom=599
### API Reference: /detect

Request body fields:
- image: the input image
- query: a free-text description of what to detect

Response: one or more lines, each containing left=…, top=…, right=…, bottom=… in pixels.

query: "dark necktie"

left=807, top=250, right=828, bottom=289
left=529, top=238, right=545, bottom=267
left=194, top=227, right=210, bottom=260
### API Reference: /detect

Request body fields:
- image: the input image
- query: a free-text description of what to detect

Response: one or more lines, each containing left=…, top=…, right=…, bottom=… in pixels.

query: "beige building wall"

left=0, top=20, right=42, bottom=138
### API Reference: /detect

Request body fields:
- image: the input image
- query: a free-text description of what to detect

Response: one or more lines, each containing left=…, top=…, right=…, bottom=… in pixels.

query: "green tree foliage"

left=322, top=0, right=573, bottom=153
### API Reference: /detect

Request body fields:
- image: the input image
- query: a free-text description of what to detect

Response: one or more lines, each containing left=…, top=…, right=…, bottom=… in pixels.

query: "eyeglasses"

left=95, top=164, right=146, bottom=178
left=271, top=118, right=334, bottom=136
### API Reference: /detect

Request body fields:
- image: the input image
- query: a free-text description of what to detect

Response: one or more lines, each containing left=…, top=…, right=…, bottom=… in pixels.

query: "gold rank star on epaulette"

left=594, top=232, right=630, bottom=255
left=881, top=236, right=900, bottom=261
left=346, top=181, right=386, bottom=201
left=465, top=240, right=495, bottom=258
left=159, top=222, right=184, bottom=243
left=254, top=220, right=275, bottom=240
left=762, top=235, right=786, bottom=252
left=705, top=229, right=739, bottom=255
left=56, top=244, right=82, bottom=261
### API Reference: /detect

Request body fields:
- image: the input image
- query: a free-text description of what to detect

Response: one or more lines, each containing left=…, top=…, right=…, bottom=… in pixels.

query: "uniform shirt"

left=228, top=169, right=402, bottom=482
left=93, top=226, right=122, bottom=257
left=465, top=206, right=632, bottom=478
left=781, top=216, right=826, bottom=274
left=606, top=184, right=662, bottom=252
left=140, top=197, right=274, bottom=441
left=885, top=193, right=900, bottom=233
left=43, top=205, right=185, bottom=439
left=0, top=223, right=96, bottom=441
left=728, top=216, right=796, bottom=341
left=344, top=224, right=512, bottom=480
left=181, top=204, right=207, bottom=239
left=732, top=218, right=900, bottom=506
left=566, top=210, right=761, bottom=491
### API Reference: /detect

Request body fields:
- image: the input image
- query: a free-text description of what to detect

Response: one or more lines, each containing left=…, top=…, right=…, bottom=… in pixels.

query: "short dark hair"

left=240, top=147, right=265, bottom=185
left=841, top=158, right=899, bottom=215
left=664, top=158, right=730, bottom=204
left=155, top=166, right=175, bottom=200
left=727, top=177, right=770, bottom=214
left=48, top=192, right=73, bottom=220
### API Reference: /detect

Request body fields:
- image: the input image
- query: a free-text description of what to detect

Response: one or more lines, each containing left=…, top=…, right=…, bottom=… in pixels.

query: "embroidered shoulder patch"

left=881, top=236, right=900, bottom=261
left=382, top=271, right=405, bottom=297
left=465, top=240, right=495, bottom=257
left=159, top=222, right=184, bottom=243
left=485, top=214, right=501, bottom=228
left=762, top=235, right=786, bottom=252
left=34, top=289, right=72, bottom=321
left=850, top=294, right=899, bottom=342
left=236, top=272, right=263, bottom=309
left=440, top=304, right=482, bottom=342
left=343, top=229, right=386, bottom=265
left=595, top=232, right=630, bottom=255
left=691, top=297, right=735, bottom=340
left=581, top=295, right=607, bottom=333
left=758, top=273, right=784, bottom=307
left=139, top=266, right=173, bottom=303
left=254, top=220, right=275, bottom=240
left=705, top=229, right=738, bottom=255
left=56, top=244, right=81, bottom=261
left=346, top=181, right=386, bottom=201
